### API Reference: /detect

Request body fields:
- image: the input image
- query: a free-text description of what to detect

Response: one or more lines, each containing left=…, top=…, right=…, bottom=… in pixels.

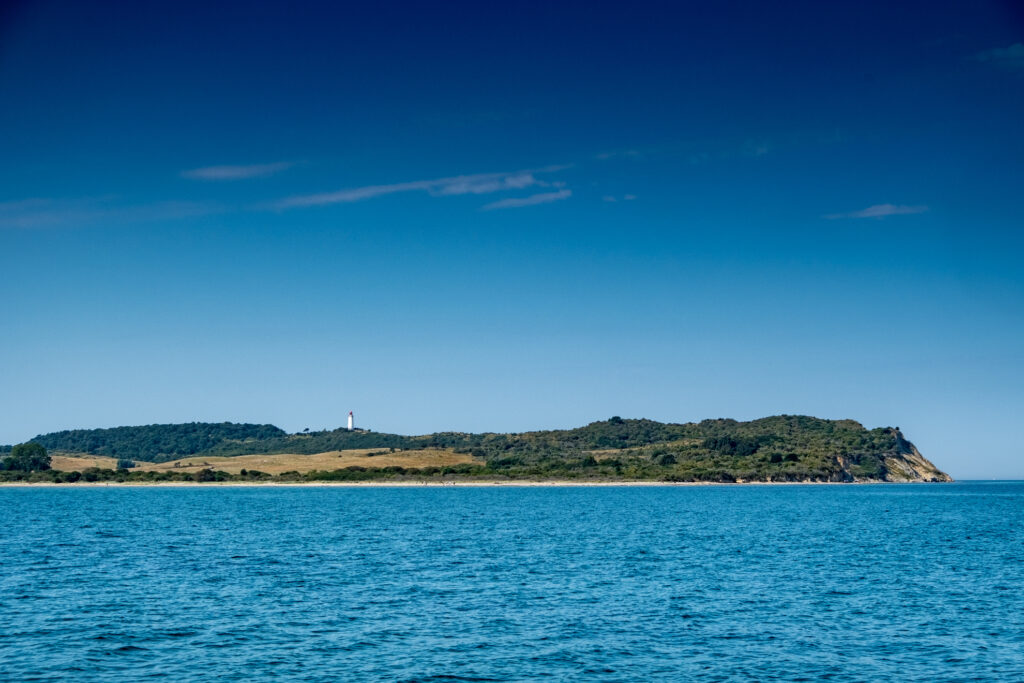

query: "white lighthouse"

left=347, top=411, right=354, bottom=431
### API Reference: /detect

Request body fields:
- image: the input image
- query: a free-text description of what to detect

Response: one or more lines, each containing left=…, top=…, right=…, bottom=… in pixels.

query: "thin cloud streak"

left=823, top=204, right=928, bottom=220
left=0, top=197, right=225, bottom=229
left=973, top=43, right=1024, bottom=71
left=482, top=189, right=572, bottom=211
left=430, top=172, right=539, bottom=196
left=182, top=162, right=294, bottom=180
left=595, top=149, right=642, bottom=160
left=273, top=165, right=568, bottom=209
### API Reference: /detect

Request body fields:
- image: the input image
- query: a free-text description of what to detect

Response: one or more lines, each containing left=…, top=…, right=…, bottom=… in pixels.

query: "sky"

left=1, top=0, right=1022, bottom=478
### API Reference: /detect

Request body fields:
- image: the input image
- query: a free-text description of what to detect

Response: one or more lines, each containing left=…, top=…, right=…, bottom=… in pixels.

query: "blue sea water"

left=1, top=482, right=1022, bottom=682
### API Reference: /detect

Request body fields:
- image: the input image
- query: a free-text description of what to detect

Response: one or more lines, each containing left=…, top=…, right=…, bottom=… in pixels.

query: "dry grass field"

left=50, top=448, right=479, bottom=475
left=50, top=454, right=122, bottom=471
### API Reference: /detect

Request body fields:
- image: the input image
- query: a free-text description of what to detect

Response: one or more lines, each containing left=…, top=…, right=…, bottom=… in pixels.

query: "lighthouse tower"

left=347, top=411, right=354, bottom=431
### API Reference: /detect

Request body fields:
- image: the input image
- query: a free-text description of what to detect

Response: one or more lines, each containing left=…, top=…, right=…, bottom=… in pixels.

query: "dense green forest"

left=27, top=423, right=285, bottom=462
left=4, top=415, right=951, bottom=482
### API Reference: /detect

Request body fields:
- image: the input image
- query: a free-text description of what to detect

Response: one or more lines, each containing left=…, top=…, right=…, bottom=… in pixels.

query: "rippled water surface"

left=2, top=482, right=1023, bottom=681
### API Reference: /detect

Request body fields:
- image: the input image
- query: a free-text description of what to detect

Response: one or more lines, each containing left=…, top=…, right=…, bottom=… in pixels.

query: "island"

left=0, top=415, right=952, bottom=484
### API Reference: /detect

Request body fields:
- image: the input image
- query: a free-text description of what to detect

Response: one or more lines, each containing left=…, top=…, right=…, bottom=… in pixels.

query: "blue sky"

left=1, top=1, right=1023, bottom=478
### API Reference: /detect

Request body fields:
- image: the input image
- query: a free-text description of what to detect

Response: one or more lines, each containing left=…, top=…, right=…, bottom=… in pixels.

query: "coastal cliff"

left=880, top=432, right=952, bottom=482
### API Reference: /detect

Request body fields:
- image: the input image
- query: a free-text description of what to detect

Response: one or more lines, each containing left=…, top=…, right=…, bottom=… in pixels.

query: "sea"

left=1, top=482, right=1022, bottom=682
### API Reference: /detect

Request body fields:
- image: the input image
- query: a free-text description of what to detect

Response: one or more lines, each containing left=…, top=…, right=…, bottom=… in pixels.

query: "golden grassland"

left=50, top=454, right=123, bottom=471
left=50, top=448, right=479, bottom=475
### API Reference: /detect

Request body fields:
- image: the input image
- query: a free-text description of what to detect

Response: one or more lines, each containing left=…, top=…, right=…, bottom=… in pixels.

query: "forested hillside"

left=10, top=415, right=951, bottom=482
left=29, top=423, right=285, bottom=463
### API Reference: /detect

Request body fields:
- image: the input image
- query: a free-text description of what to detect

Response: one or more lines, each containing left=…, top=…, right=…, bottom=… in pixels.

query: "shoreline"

left=0, top=479, right=948, bottom=488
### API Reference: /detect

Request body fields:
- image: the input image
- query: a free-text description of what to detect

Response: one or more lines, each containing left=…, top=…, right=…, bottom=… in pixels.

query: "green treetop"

left=3, top=442, right=51, bottom=471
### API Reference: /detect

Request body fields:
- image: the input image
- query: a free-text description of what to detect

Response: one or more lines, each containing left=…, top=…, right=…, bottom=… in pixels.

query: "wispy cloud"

left=273, top=165, right=568, bottom=209
left=0, top=197, right=224, bottom=229
left=182, top=162, right=294, bottom=181
left=430, top=171, right=541, bottom=196
left=973, top=43, right=1024, bottom=72
left=823, top=204, right=928, bottom=220
left=597, top=137, right=775, bottom=165
left=595, top=149, right=642, bottom=160
left=602, top=194, right=636, bottom=203
left=481, top=189, right=572, bottom=211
